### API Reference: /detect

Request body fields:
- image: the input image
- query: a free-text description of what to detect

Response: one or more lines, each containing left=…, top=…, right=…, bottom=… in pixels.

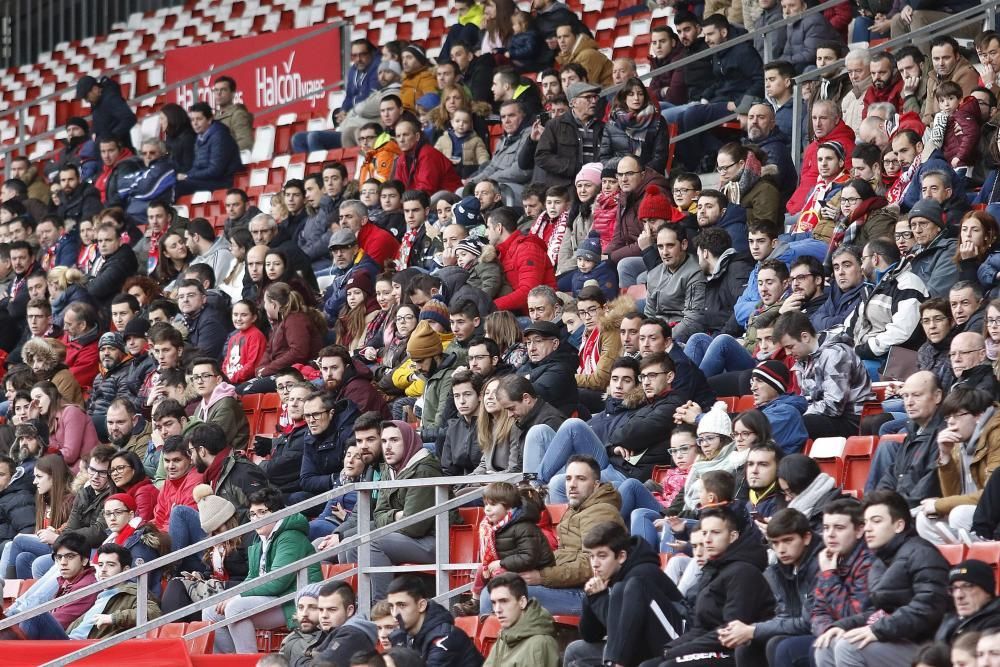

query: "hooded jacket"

left=469, top=123, right=531, bottom=197
left=606, top=169, right=671, bottom=264
left=375, top=448, right=445, bottom=539
left=297, top=614, right=378, bottom=667
left=778, top=11, right=839, bottom=73
left=392, top=600, right=484, bottom=667
left=516, top=340, right=579, bottom=417
left=87, top=244, right=139, bottom=310
left=246, top=513, right=323, bottom=626
left=394, top=138, right=464, bottom=194
left=935, top=595, right=1000, bottom=644
left=483, top=598, right=558, bottom=667
left=259, top=311, right=324, bottom=377
left=493, top=231, right=557, bottom=314
left=0, top=465, right=36, bottom=542
left=845, top=257, right=928, bottom=358
left=755, top=535, right=823, bottom=641
left=606, top=389, right=686, bottom=480
left=153, top=469, right=202, bottom=531
left=195, top=382, right=250, bottom=452
left=787, top=120, right=856, bottom=214
left=665, top=523, right=773, bottom=658
left=600, top=106, right=669, bottom=173
left=579, top=536, right=685, bottom=665
left=88, top=354, right=137, bottom=420
left=260, top=422, right=308, bottom=497
left=702, top=249, right=753, bottom=334
left=539, top=482, right=624, bottom=588
left=89, top=77, right=136, bottom=146
left=833, top=531, right=949, bottom=643
left=877, top=413, right=944, bottom=508
left=333, top=358, right=390, bottom=418
left=702, top=34, right=765, bottom=104
left=795, top=333, right=874, bottom=419
left=943, top=95, right=982, bottom=166
left=441, top=414, right=481, bottom=477
left=761, top=393, right=809, bottom=454
left=437, top=265, right=496, bottom=319
left=556, top=34, right=613, bottom=86
left=575, top=296, right=627, bottom=391
left=494, top=501, right=555, bottom=572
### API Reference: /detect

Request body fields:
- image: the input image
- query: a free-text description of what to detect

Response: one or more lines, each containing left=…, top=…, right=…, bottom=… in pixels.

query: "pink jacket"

left=50, top=404, right=100, bottom=472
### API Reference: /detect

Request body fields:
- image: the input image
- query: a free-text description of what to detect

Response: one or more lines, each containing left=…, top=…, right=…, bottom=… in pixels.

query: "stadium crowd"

left=2, top=0, right=1000, bottom=665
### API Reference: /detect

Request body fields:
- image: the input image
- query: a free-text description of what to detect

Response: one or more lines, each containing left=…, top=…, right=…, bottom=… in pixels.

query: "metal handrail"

left=0, top=473, right=519, bottom=666
left=0, top=19, right=351, bottom=174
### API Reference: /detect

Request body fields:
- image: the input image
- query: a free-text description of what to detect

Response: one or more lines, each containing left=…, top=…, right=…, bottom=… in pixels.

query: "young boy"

left=456, top=237, right=505, bottom=300
left=570, top=235, right=618, bottom=300
left=928, top=80, right=982, bottom=174
left=592, top=166, right=620, bottom=248
left=452, top=481, right=554, bottom=616
left=529, top=185, right=571, bottom=265
left=372, top=179, right=406, bottom=240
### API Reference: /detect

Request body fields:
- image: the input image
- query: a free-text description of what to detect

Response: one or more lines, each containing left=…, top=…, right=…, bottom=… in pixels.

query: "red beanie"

left=637, top=185, right=674, bottom=222
left=106, top=493, right=137, bottom=512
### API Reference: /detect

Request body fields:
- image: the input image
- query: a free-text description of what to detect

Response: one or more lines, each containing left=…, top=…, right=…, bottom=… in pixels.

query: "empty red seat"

left=546, top=503, right=568, bottom=524
left=938, top=544, right=967, bottom=566
left=842, top=436, right=877, bottom=492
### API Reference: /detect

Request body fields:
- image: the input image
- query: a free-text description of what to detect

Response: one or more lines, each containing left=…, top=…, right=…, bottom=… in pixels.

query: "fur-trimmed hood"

left=621, top=386, right=648, bottom=410
left=21, top=336, right=66, bottom=370
left=480, top=243, right=500, bottom=264
left=599, top=295, right=636, bottom=337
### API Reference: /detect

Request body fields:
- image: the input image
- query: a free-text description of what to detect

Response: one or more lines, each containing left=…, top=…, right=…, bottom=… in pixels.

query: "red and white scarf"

left=578, top=326, right=602, bottom=375
left=795, top=170, right=849, bottom=233
left=397, top=227, right=420, bottom=269
left=887, top=153, right=922, bottom=205
left=478, top=508, right=517, bottom=567
left=530, top=210, right=569, bottom=265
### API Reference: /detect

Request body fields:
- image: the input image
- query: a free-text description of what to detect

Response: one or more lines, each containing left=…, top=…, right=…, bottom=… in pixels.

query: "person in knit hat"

left=418, top=297, right=451, bottom=333
left=399, top=44, right=436, bottom=111
left=279, top=582, right=324, bottom=664
left=570, top=235, right=618, bottom=300
left=556, top=162, right=606, bottom=280
left=907, top=197, right=959, bottom=298
left=748, top=360, right=809, bottom=453
left=392, top=320, right=446, bottom=401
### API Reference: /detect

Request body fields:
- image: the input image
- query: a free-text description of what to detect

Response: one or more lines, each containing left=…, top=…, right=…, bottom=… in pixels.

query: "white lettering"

left=254, top=51, right=325, bottom=108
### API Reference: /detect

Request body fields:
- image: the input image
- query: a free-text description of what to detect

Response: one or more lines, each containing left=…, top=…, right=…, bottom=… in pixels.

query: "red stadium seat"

left=937, top=544, right=967, bottom=566
left=734, top=395, right=755, bottom=413
left=478, top=614, right=501, bottom=655
left=184, top=621, right=216, bottom=655
left=454, top=615, right=481, bottom=642
left=449, top=525, right=479, bottom=589
left=842, top=436, right=877, bottom=493
left=458, top=506, right=484, bottom=527
left=255, top=392, right=282, bottom=438
left=718, top=396, right=739, bottom=412
left=547, top=503, right=569, bottom=525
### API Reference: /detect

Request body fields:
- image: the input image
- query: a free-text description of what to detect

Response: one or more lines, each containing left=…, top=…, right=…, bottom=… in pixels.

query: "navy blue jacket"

left=119, top=157, right=176, bottom=222
left=750, top=130, right=797, bottom=202
left=717, top=204, right=749, bottom=255
left=299, top=400, right=360, bottom=494
left=343, top=56, right=381, bottom=112
left=761, top=393, right=809, bottom=454
left=185, top=121, right=242, bottom=189
left=91, top=77, right=137, bottom=146
left=702, top=32, right=764, bottom=104
left=321, top=253, right=380, bottom=324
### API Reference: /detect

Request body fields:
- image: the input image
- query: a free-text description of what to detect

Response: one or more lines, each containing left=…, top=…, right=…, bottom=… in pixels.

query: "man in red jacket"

left=487, top=207, right=556, bottom=315
left=393, top=118, right=463, bottom=194
left=338, top=201, right=399, bottom=268
left=786, top=99, right=856, bottom=216
left=153, top=430, right=203, bottom=532
left=61, top=301, right=101, bottom=390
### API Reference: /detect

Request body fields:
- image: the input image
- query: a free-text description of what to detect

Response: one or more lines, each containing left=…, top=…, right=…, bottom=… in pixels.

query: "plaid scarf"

left=398, top=227, right=420, bottom=268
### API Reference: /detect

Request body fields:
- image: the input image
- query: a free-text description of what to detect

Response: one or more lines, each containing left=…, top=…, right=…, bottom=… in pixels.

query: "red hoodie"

left=154, top=469, right=204, bottom=531
left=222, top=326, right=267, bottom=385
left=493, top=231, right=557, bottom=314
left=786, top=120, right=856, bottom=214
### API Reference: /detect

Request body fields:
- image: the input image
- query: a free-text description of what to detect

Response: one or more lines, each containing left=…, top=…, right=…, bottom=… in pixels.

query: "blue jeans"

left=7, top=565, right=60, bottom=618
left=685, top=333, right=756, bottom=377
left=290, top=130, right=342, bottom=153
left=864, top=439, right=900, bottom=492
left=1, top=534, right=51, bottom=578
left=661, top=102, right=696, bottom=125
left=522, top=420, right=629, bottom=489
left=21, top=612, right=68, bottom=640
left=169, top=505, right=209, bottom=574
left=31, top=554, right=53, bottom=578
left=851, top=14, right=889, bottom=42
left=480, top=584, right=585, bottom=615
left=617, top=478, right=664, bottom=522
left=617, top=256, right=647, bottom=288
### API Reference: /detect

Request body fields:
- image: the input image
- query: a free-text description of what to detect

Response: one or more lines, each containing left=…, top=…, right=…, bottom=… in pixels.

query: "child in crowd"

left=335, top=273, right=380, bottom=354
left=529, top=185, right=572, bottom=265
left=458, top=238, right=505, bottom=299
left=416, top=92, right=441, bottom=142
left=592, top=166, right=621, bottom=249
left=452, top=481, right=554, bottom=616
left=222, top=300, right=267, bottom=386
left=435, top=109, right=490, bottom=180
left=571, top=235, right=618, bottom=300
left=928, top=81, right=982, bottom=174
left=507, top=9, right=544, bottom=71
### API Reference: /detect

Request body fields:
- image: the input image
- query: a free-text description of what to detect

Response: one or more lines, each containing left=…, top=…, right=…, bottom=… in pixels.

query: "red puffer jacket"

left=393, top=140, right=463, bottom=194
left=943, top=96, right=982, bottom=167
left=493, top=231, right=556, bottom=314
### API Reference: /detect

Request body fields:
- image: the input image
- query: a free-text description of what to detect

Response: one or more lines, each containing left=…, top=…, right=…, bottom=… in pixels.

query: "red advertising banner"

left=163, top=25, right=344, bottom=124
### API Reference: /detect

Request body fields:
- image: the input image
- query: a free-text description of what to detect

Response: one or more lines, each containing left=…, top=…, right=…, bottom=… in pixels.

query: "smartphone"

left=537, top=111, right=551, bottom=126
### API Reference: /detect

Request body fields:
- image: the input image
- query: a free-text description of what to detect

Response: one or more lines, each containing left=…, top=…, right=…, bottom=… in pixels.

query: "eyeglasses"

left=840, top=196, right=862, bottom=205
left=276, top=382, right=294, bottom=392
left=673, top=187, right=695, bottom=195
left=102, top=508, right=132, bottom=519
left=467, top=354, right=493, bottom=362
left=988, top=318, right=1000, bottom=326
left=696, top=435, right=720, bottom=445
left=949, top=347, right=985, bottom=358
left=789, top=273, right=818, bottom=282
left=947, top=411, right=973, bottom=421
left=948, top=582, right=978, bottom=594
left=578, top=306, right=601, bottom=317
left=732, top=430, right=754, bottom=439
left=395, top=314, right=416, bottom=323
left=303, top=410, right=330, bottom=421
left=883, top=158, right=900, bottom=166
left=715, top=162, right=738, bottom=173
left=248, top=509, right=272, bottom=520
left=638, top=371, right=668, bottom=382
left=357, top=134, right=378, bottom=143
left=87, top=466, right=110, bottom=478
left=894, top=231, right=914, bottom=240
left=668, top=445, right=692, bottom=456
left=616, top=170, right=640, bottom=179
left=190, top=373, right=217, bottom=382
left=109, top=464, right=132, bottom=475
left=53, top=552, right=81, bottom=563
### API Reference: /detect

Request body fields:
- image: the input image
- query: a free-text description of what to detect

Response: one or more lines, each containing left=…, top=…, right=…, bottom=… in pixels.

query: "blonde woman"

left=471, top=376, right=520, bottom=473
left=46, top=266, right=94, bottom=328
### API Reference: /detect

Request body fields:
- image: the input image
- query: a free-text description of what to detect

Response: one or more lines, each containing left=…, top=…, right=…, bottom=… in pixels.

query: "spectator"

left=534, top=82, right=604, bottom=187
left=482, top=573, right=558, bottom=666
left=0, top=452, right=73, bottom=578
left=185, top=218, right=236, bottom=288
left=392, top=117, right=463, bottom=194
left=175, top=102, right=242, bottom=195
left=813, top=245, right=872, bottom=332
left=908, top=198, right=959, bottom=297
left=211, top=76, right=254, bottom=152
left=554, top=22, right=611, bottom=86
left=152, top=435, right=202, bottom=531
left=814, top=180, right=894, bottom=265
left=87, top=223, right=140, bottom=312
left=644, top=224, right=705, bottom=342
left=649, top=25, right=688, bottom=106
left=774, top=311, right=873, bottom=438
left=175, top=279, right=228, bottom=359
left=278, top=584, right=321, bottom=665
left=467, top=100, right=531, bottom=198
left=222, top=188, right=261, bottom=240
left=386, top=575, right=482, bottom=666
left=0, top=454, right=35, bottom=552
left=298, top=581, right=378, bottom=665
left=717, top=143, right=782, bottom=231
left=568, top=522, right=684, bottom=666
left=51, top=164, right=101, bottom=223
left=190, top=358, right=250, bottom=453
left=30, top=382, right=99, bottom=472
left=76, top=75, right=136, bottom=148
left=316, top=344, right=389, bottom=417
left=607, top=156, right=671, bottom=286
left=794, top=141, right=851, bottom=239
left=695, top=227, right=753, bottom=336
left=888, top=130, right=963, bottom=212
left=297, top=390, right=359, bottom=499
left=935, top=559, right=1000, bottom=643
left=516, top=319, right=579, bottom=416
left=158, top=103, right=197, bottom=172
left=88, top=333, right=136, bottom=440
left=8, top=156, right=49, bottom=204
left=814, top=490, right=949, bottom=667
left=600, top=77, right=669, bottom=173
left=94, top=136, right=140, bottom=206
left=257, top=382, right=310, bottom=500
left=491, top=67, right=543, bottom=120
left=486, top=207, right=556, bottom=315
left=399, top=44, right=437, bottom=112
left=787, top=100, right=856, bottom=216
left=838, top=49, right=872, bottom=133
left=777, top=0, right=839, bottom=74
left=203, top=487, right=321, bottom=654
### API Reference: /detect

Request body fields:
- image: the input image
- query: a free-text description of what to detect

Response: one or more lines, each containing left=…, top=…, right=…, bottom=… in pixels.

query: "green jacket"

left=421, top=352, right=459, bottom=440
left=374, top=451, right=444, bottom=538
left=246, top=513, right=323, bottom=627
left=67, top=582, right=162, bottom=639
left=483, top=599, right=559, bottom=667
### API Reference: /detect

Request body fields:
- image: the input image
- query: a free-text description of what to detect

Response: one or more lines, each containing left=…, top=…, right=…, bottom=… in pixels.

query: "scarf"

left=788, top=472, right=837, bottom=517
left=9, top=264, right=34, bottom=301
left=613, top=104, right=658, bottom=146
left=795, top=171, right=849, bottom=233
left=479, top=507, right=518, bottom=566
left=887, top=153, right=921, bottom=205
left=387, top=420, right=424, bottom=474
left=397, top=227, right=420, bottom=268
left=529, top=209, right=569, bottom=265
left=146, top=229, right=162, bottom=275
left=111, top=516, right=143, bottom=547
left=827, top=195, right=889, bottom=258
left=578, top=326, right=602, bottom=375
left=78, top=243, right=98, bottom=274
left=749, top=482, right=777, bottom=508
left=204, top=446, right=233, bottom=487
left=722, top=152, right=763, bottom=207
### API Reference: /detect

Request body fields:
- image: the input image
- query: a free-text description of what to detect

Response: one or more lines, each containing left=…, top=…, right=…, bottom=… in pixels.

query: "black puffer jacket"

left=259, top=423, right=307, bottom=498
left=516, top=340, right=579, bottom=416
left=0, top=465, right=36, bottom=542
left=935, top=596, right=1000, bottom=643
left=391, top=600, right=483, bottom=667
left=600, top=110, right=669, bottom=173
left=702, top=249, right=754, bottom=334
left=580, top=536, right=684, bottom=666
left=835, top=531, right=949, bottom=643
left=665, top=522, right=773, bottom=658
left=495, top=501, right=555, bottom=572
left=606, top=389, right=686, bottom=481
left=88, top=357, right=137, bottom=418
left=87, top=244, right=139, bottom=310
left=755, top=534, right=823, bottom=640
left=876, top=413, right=943, bottom=508
left=440, top=414, right=481, bottom=477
